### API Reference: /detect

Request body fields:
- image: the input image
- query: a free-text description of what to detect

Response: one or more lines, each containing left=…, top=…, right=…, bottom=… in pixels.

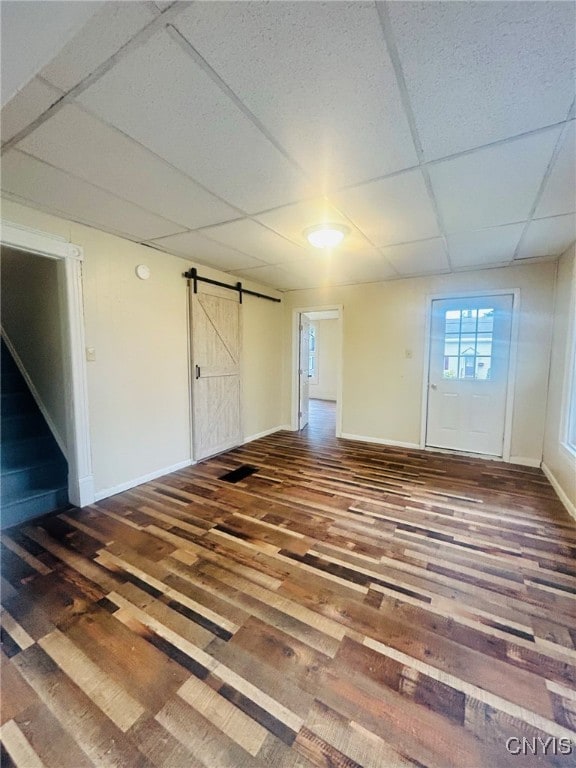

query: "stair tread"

left=1, top=340, right=69, bottom=527
left=2, top=484, right=68, bottom=508
left=1, top=458, right=67, bottom=478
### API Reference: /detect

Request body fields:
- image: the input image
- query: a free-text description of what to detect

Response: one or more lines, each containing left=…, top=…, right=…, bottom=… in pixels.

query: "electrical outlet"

left=86, top=347, right=96, bottom=362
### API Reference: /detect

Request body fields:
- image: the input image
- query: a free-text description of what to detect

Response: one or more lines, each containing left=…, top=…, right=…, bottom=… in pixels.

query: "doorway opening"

left=422, top=291, right=518, bottom=459
left=0, top=220, right=93, bottom=508
left=292, top=306, right=342, bottom=438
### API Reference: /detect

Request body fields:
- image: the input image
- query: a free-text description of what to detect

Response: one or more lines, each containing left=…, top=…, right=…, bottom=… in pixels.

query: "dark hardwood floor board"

left=11, top=645, right=156, bottom=768
left=154, top=695, right=264, bottom=768
left=206, top=635, right=316, bottom=722
left=11, top=701, right=95, bottom=768
left=60, top=605, right=190, bottom=715
left=2, top=400, right=575, bottom=767
left=0, top=652, right=39, bottom=726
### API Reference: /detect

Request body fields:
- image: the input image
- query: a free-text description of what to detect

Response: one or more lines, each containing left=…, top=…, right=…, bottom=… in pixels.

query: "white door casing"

left=298, top=314, right=310, bottom=430
left=191, top=288, right=241, bottom=461
left=0, top=219, right=94, bottom=506
left=425, top=294, right=514, bottom=457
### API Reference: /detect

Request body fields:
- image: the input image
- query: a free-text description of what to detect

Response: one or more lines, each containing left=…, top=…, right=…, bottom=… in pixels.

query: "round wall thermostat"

left=135, top=264, right=151, bottom=280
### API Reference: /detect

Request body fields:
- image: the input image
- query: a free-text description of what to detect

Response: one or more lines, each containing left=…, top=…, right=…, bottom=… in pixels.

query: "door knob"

left=430, top=383, right=437, bottom=390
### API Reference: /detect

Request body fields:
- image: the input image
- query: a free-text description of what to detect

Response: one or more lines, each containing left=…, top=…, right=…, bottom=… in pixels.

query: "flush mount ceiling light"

left=305, top=223, right=349, bottom=249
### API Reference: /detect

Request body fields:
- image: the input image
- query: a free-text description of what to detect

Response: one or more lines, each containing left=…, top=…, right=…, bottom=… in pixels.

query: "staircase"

left=1, top=340, right=69, bottom=529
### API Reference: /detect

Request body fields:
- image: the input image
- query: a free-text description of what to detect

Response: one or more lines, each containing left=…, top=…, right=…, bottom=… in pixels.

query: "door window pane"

left=443, top=307, right=495, bottom=380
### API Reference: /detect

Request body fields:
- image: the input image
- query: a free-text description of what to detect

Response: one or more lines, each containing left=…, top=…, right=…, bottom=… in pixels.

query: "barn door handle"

left=195, top=365, right=201, bottom=379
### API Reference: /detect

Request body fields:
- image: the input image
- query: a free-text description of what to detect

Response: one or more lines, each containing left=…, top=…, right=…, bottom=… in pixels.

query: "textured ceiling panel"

left=149, top=230, right=265, bottom=271
left=535, top=123, right=576, bottom=219
left=1, top=77, right=62, bottom=144
left=516, top=214, right=576, bottom=259
left=18, top=104, right=238, bottom=229
left=429, top=129, right=562, bottom=233
left=174, top=1, right=418, bottom=190
left=198, top=219, right=308, bottom=265
left=447, top=224, right=524, bottom=269
left=334, top=170, right=440, bottom=247
left=78, top=31, right=311, bottom=213
left=316, top=250, right=398, bottom=284
left=234, top=264, right=313, bottom=291
left=387, top=1, right=575, bottom=161
left=1, top=150, right=182, bottom=241
left=381, top=238, right=449, bottom=276
left=40, top=1, right=158, bottom=91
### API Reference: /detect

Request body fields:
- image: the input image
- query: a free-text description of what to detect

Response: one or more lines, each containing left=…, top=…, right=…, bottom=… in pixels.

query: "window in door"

left=443, top=308, right=494, bottom=380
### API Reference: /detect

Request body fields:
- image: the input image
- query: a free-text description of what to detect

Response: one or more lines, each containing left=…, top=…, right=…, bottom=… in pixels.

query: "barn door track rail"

left=183, top=267, right=281, bottom=303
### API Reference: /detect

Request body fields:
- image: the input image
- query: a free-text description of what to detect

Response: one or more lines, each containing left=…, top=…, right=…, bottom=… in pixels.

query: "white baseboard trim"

left=509, top=456, right=542, bottom=468
left=541, top=463, right=576, bottom=522
left=71, top=474, right=95, bottom=508
left=1, top=328, right=67, bottom=456
left=93, top=458, right=194, bottom=502
left=340, top=432, right=420, bottom=450
left=243, top=425, right=286, bottom=444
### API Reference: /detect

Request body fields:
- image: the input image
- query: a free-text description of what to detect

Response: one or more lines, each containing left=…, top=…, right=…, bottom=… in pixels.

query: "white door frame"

left=1, top=219, right=94, bottom=506
left=420, top=289, right=520, bottom=462
left=291, top=305, right=343, bottom=436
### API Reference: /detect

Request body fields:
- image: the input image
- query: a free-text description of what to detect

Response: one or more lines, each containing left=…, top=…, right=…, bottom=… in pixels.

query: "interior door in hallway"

left=426, top=294, right=514, bottom=456
left=191, top=289, right=241, bottom=460
left=298, top=314, right=310, bottom=429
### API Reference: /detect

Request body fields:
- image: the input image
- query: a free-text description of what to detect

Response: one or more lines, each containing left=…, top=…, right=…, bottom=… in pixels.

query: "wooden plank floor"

left=1, top=399, right=575, bottom=767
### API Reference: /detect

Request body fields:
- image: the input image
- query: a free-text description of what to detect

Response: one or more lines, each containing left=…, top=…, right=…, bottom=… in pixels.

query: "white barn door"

left=426, top=294, right=513, bottom=457
left=191, top=288, right=241, bottom=461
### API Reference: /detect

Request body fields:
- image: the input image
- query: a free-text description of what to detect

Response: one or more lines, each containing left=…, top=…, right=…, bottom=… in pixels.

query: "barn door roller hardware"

left=183, top=267, right=281, bottom=303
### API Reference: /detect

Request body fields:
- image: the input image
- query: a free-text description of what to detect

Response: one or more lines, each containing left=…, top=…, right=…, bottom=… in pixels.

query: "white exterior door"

left=426, top=294, right=514, bottom=456
left=298, top=315, right=310, bottom=430
left=191, top=289, right=241, bottom=460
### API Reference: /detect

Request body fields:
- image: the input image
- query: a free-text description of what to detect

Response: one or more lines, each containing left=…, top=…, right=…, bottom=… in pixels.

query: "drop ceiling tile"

left=1, top=77, right=62, bottom=144
left=273, top=248, right=397, bottom=288
left=535, top=123, right=576, bottom=219
left=320, top=250, right=398, bottom=284
left=18, top=104, right=238, bottom=229
left=173, top=1, right=418, bottom=188
left=448, top=224, right=524, bottom=268
left=40, top=1, right=158, bottom=91
left=381, top=238, right=449, bottom=276
left=387, top=1, right=576, bottom=160
left=429, top=128, right=561, bottom=232
left=234, top=264, right=309, bottom=291
left=333, top=170, right=440, bottom=247
left=149, top=231, right=265, bottom=271
left=516, top=214, right=576, bottom=259
left=200, top=219, right=308, bottom=265
left=1, top=150, right=181, bottom=241
left=79, top=31, right=310, bottom=212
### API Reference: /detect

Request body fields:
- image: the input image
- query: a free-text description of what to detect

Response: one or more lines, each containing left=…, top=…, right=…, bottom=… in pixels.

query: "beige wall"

left=283, top=261, right=557, bottom=464
left=543, top=245, right=576, bottom=516
left=1, top=199, right=284, bottom=498
left=242, top=290, right=283, bottom=439
left=1, top=246, right=68, bottom=450
left=309, top=318, right=338, bottom=401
